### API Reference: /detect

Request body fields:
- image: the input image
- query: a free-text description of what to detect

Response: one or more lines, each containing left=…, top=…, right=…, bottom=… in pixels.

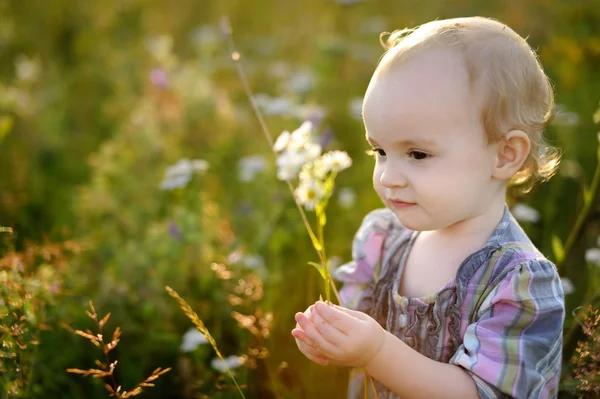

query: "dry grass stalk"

left=572, top=305, right=600, bottom=397
left=165, top=286, right=246, bottom=398
left=66, top=301, right=171, bottom=398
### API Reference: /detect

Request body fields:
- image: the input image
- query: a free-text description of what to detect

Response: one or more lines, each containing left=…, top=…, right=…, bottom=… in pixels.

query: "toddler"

left=292, top=16, right=565, bottom=399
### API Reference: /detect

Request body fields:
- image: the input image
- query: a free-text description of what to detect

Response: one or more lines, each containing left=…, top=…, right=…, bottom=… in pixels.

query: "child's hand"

left=291, top=305, right=330, bottom=366
left=295, top=301, right=386, bottom=368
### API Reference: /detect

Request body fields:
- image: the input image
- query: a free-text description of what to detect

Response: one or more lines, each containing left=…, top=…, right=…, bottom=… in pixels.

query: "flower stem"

left=222, top=16, right=342, bottom=304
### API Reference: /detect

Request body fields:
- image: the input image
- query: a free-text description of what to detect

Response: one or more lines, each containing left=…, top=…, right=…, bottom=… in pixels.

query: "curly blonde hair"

left=376, top=17, right=560, bottom=192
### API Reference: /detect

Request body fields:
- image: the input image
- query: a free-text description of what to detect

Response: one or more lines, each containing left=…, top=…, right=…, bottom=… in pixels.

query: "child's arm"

left=296, top=302, right=479, bottom=399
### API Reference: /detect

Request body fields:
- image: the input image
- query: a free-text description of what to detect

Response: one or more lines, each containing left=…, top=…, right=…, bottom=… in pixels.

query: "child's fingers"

left=332, top=304, right=370, bottom=320
left=292, top=329, right=329, bottom=365
left=295, top=312, right=340, bottom=357
left=314, top=302, right=354, bottom=334
left=312, top=308, right=347, bottom=344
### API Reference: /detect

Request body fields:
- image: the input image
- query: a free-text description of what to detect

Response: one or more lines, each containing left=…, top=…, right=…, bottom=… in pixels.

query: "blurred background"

left=1, top=0, right=599, bottom=398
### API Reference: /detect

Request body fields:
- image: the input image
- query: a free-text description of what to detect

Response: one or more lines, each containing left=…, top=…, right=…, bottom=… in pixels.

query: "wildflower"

left=287, top=70, right=315, bottom=93
left=241, top=254, right=265, bottom=269
left=167, top=220, right=183, bottom=241
left=15, top=56, right=40, bottom=83
left=160, top=158, right=209, bottom=190
left=239, top=154, right=267, bottom=182
left=180, top=328, right=209, bottom=352
left=338, top=187, right=357, bottom=208
left=585, top=248, right=600, bottom=267
left=560, top=277, right=574, bottom=295
left=511, top=203, right=541, bottom=223
left=254, top=93, right=295, bottom=116
left=273, top=122, right=321, bottom=181
left=149, top=68, right=168, bottom=89
left=211, top=355, right=244, bottom=373
left=321, top=150, right=352, bottom=173
left=295, top=179, right=325, bottom=210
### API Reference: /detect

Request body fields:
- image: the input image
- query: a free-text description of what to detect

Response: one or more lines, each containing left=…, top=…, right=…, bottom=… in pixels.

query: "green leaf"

left=318, top=209, right=327, bottom=227
left=552, top=235, right=565, bottom=264
left=0, top=115, right=14, bottom=143
left=308, top=261, right=326, bottom=279
left=583, top=186, right=592, bottom=205
left=308, top=230, right=323, bottom=252
left=593, top=106, right=600, bottom=124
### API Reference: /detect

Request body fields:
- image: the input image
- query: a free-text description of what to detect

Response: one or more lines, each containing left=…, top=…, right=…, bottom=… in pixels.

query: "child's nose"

left=380, top=163, right=408, bottom=189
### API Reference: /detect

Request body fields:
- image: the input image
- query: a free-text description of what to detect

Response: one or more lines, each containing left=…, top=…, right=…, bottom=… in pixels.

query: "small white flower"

left=239, top=155, right=267, bottom=182
left=289, top=121, right=314, bottom=150
left=15, top=56, right=40, bottom=83
left=321, top=150, right=352, bottom=173
left=287, top=70, right=315, bottom=93
left=273, top=131, right=291, bottom=152
left=293, top=104, right=327, bottom=121
left=560, top=277, right=574, bottom=295
left=349, top=97, right=364, bottom=121
left=338, top=187, right=356, bottom=208
left=585, top=248, right=600, bottom=266
left=511, top=203, right=541, bottom=223
left=180, top=328, right=208, bottom=352
left=211, top=355, right=244, bottom=373
left=241, top=254, right=265, bottom=269
left=276, top=163, right=298, bottom=181
left=160, top=158, right=209, bottom=190
left=295, top=179, right=325, bottom=211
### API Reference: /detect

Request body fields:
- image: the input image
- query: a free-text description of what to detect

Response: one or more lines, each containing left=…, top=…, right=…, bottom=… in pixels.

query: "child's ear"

left=492, top=130, right=531, bottom=180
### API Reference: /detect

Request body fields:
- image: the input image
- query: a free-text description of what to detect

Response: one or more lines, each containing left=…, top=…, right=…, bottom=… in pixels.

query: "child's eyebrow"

left=365, top=134, right=437, bottom=148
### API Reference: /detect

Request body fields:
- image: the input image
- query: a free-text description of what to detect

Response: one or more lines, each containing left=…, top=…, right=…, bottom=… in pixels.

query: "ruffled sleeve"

left=449, top=259, right=565, bottom=399
left=334, top=208, right=403, bottom=312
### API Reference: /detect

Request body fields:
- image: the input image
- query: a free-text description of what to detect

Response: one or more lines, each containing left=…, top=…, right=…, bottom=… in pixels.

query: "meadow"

left=1, top=0, right=600, bottom=397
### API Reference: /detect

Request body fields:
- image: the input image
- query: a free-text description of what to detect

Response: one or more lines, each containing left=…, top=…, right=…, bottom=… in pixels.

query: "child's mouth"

left=389, top=199, right=416, bottom=209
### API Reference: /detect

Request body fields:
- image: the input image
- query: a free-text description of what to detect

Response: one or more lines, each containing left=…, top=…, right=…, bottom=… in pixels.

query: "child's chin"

left=391, top=211, right=432, bottom=231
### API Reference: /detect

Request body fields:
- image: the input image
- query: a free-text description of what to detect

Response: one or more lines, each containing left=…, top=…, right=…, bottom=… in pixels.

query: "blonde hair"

left=377, top=17, right=560, bottom=193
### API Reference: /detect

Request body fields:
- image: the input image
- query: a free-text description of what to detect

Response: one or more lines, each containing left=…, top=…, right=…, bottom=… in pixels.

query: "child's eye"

left=408, top=150, right=429, bottom=160
left=365, top=148, right=386, bottom=158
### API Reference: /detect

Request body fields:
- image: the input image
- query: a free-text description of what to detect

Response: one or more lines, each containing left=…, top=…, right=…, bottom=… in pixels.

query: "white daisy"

left=273, top=131, right=291, bottom=152
left=295, top=179, right=325, bottom=210
left=239, top=155, right=267, bottom=182
left=321, top=150, right=352, bottom=173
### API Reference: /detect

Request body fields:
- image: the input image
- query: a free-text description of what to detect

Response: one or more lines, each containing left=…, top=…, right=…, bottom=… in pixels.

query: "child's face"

left=363, top=49, right=501, bottom=231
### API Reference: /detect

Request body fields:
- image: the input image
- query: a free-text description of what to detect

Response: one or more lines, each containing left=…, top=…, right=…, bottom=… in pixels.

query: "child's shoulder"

left=466, top=207, right=560, bottom=290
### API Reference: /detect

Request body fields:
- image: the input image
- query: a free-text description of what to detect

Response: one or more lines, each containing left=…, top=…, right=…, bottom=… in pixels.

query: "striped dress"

left=335, top=206, right=565, bottom=399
